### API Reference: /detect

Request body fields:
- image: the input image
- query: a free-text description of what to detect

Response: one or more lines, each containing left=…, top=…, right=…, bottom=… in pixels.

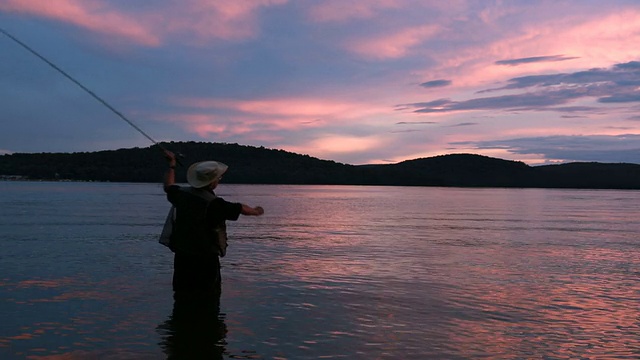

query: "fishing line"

left=0, top=28, right=182, bottom=164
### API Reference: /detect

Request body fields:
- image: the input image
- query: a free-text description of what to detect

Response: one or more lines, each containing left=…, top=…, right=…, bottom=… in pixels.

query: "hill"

left=0, top=141, right=639, bottom=189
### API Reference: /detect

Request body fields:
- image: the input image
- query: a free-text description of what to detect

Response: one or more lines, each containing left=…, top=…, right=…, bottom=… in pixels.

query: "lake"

left=0, top=181, right=638, bottom=359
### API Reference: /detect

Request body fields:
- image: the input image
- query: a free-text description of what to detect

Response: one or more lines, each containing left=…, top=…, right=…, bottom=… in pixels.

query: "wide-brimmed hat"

left=186, top=161, right=228, bottom=188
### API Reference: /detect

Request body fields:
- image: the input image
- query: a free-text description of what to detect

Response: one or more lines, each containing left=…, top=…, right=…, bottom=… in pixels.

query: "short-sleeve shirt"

left=165, top=185, right=242, bottom=255
left=166, top=185, right=242, bottom=223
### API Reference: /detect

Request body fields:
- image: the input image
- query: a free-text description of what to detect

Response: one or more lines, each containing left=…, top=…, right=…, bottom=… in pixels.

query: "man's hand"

left=241, top=204, right=265, bottom=216
left=164, top=150, right=176, bottom=166
left=163, top=150, right=176, bottom=191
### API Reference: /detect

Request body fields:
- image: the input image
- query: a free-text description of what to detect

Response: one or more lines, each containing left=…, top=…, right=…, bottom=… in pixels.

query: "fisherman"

left=163, top=150, right=264, bottom=296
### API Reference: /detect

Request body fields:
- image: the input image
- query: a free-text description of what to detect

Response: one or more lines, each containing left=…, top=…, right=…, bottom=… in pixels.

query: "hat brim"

left=186, top=161, right=228, bottom=188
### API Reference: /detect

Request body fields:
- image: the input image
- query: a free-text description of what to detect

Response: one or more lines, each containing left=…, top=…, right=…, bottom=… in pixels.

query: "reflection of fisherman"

left=157, top=286, right=227, bottom=359
left=163, top=150, right=264, bottom=294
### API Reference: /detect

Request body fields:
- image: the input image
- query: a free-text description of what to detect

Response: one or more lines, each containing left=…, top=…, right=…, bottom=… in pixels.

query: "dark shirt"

left=165, top=185, right=242, bottom=255
left=165, top=185, right=242, bottom=293
left=166, top=185, right=242, bottom=224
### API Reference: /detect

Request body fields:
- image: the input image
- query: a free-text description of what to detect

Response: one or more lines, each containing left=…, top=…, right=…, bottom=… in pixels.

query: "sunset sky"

left=1, top=0, right=639, bottom=165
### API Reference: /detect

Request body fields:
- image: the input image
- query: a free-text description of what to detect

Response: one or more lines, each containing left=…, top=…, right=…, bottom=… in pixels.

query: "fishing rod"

left=0, top=27, right=183, bottom=165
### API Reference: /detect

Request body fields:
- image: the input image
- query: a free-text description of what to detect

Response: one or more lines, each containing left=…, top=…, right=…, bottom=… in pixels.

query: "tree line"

left=1, top=141, right=639, bottom=189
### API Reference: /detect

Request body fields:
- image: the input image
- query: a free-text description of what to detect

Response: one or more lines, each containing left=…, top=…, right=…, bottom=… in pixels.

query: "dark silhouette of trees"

left=1, top=142, right=639, bottom=189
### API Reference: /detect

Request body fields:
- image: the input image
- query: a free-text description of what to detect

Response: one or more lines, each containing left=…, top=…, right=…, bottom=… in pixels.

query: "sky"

left=1, top=0, right=640, bottom=165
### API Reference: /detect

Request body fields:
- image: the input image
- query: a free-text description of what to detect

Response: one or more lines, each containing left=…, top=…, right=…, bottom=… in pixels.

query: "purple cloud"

left=451, top=135, right=640, bottom=163
left=420, top=79, right=451, bottom=88
left=403, top=61, right=640, bottom=114
left=495, top=55, right=578, bottom=66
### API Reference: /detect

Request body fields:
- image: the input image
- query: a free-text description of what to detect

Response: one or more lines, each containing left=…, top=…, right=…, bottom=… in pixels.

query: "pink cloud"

left=425, top=8, right=640, bottom=90
left=388, top=12, right=640, bottom=163
left=0, top=0, right=288, bottom=46
left=0, top=0, right=161, bottom=46
left=161, top=111, right=301, bottom=140
left=558, top=10, right=640, bottom=64
left=160, top=0, right=288, bottom=43
left=219, top=98, right=360, bottom=117
left=287, top=135, right=387, bottom=161
left=162, top=96, right=397, bottom=157
left=160, top=113, right=238, bottom=138
left=346, top=25, right=441, bottom=60
left=307, top=0, right=401, bottom=22
left=312, top=135, right=384, bottom=153
left=175, top=96, right=387, bottom=123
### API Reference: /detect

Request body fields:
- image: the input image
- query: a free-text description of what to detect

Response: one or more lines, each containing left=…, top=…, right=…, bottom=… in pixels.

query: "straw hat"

left=186, top=161, right=228, bottom=188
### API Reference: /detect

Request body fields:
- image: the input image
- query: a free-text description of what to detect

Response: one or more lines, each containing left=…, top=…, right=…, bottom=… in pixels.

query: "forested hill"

left=1, top=141, right=639, bottom=189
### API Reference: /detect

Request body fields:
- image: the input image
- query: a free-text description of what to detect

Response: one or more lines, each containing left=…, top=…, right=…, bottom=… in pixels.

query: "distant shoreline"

left=2, top=142, right=639, bottom=190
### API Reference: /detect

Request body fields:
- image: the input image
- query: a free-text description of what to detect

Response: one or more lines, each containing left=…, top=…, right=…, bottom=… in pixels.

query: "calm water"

left=0, top=181, right=638, bottom=359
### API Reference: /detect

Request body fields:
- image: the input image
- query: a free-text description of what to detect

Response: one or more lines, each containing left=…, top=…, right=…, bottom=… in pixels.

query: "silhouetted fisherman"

left=162, top=150, right=264, bottom=295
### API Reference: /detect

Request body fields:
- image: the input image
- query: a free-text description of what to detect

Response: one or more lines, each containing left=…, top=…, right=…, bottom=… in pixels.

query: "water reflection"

left=2, top=183, right=639, bottom=359
left=223, top=186, right=640, bottom=358
left=157, top=291, right=227, bottom=359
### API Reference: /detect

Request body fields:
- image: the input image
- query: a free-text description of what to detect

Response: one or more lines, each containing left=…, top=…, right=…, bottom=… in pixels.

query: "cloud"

left=396, top=121, right=437, bottom=125
left=313, top=135, right=383, bottom=153
left=174, top=96, right=382, bottom=120
left=164, top=112, right=302, bottom=139
left=0, top=0, right=161, bottom=46
left=553, top=106, right=599, bottom=113
left=345, top=24, right=440, bottom=60
left=286, top=135, right=387, bottom=163
left=449, top=122, right=478, bottom=127
left=615, top=61, right=640, bottom=70
left=159, top=0, right=288, bottom=43
left=390, top=129, right=423, bottom=133
left=398, top=98, right=450, bottom=111
left=494, top=61, right=640, bottom=91
left=164, top=114, right=237, bottom=138
left=405, top=92, right=579, bottom=113
left=598, top=94, right=640, bottom=103
left=307, top=0, right=400, bottom=23
left=403, top=60, right=640, bottom=114
left=423, top=8, right=640, bottom=95
left=604, top=126, right=634, bottom=130
left=0, top=0, right=288, bottom=46
left=420, top=80, right=451, bottom=88
left=451, top=134, right=640, bottom=163
left=161, top=95, right=393, bottom=149
left=391, top=120, right=436, bottom=134
left=495, top=55, right=578, bottom=66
